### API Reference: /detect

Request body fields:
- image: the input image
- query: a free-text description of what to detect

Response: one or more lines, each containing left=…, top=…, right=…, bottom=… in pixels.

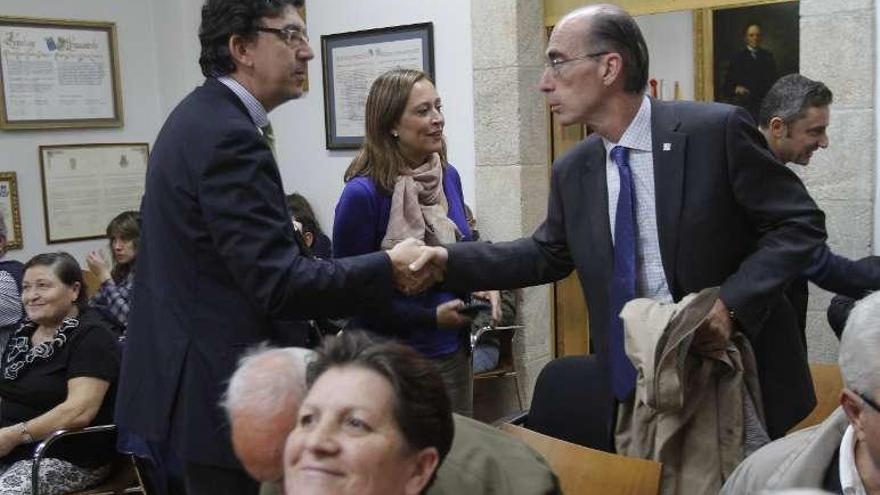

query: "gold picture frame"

left=0, top=172, right=22, bottom=250
left=0, top=16, right=124, bottom=130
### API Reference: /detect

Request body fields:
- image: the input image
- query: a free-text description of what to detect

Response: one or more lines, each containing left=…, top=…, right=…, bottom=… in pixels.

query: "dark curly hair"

left=307, top=331, right=454, bottom=486
left=199, top=0, right=304, bottom=77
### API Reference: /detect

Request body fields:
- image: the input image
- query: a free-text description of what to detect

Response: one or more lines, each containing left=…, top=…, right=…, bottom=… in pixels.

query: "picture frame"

left=321, top=22, right=434, bottom=149
left=694, top=0, right=799, bottom=121
left=0, top=172, right=22, bottom=250
left=39, top=143, right=148, bottom=244
left=0, top=16, right=124, bottom=130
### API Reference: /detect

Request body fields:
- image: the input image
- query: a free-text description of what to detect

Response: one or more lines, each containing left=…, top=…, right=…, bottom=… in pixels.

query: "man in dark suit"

left=414, top=4, right=826, bottom=444
left=114, top=1, right=426, bottom=493
left=724, top=23, right=778, bottom=121
left=758, top=74, right=880, bottom=336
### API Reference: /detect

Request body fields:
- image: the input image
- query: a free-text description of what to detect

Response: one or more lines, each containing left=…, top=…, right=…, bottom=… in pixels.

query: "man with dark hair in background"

left=114, top=1, right=427, bottom=493
left=724, top=22, right=778, bottom=121
left=412, top=4, right=827, bottom=447
left=758, top=74, right=880, bottom=338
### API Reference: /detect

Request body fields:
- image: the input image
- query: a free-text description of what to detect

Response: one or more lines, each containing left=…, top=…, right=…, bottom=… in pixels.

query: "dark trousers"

left=184, top=462, right=259, bottom=495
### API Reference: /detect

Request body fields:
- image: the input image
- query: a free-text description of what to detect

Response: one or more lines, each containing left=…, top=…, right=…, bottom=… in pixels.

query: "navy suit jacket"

left=445, top=99, right=827, bottom=438
left=114, top=78, right=392, bottom=468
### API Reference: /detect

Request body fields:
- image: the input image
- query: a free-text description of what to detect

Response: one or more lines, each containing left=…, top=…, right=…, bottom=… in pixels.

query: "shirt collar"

left=216, top=76, right=270, bottom=129
left=839, top=425, right=867, bottom=494
left=602, top=94, right=652, bottom=153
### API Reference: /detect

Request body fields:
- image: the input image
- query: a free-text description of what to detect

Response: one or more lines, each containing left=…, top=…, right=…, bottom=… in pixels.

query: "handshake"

left=386, top=238, right=449, bottom=295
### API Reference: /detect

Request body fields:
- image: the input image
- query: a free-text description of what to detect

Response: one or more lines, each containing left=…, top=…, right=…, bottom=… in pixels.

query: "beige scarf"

left=381, top=153, right=462, bottom=249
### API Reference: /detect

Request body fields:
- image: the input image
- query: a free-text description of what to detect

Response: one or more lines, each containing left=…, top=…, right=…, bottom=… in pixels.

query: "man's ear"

left=403, top=447, right=439, bottom=495
left=768, top=116, right=787, bottom=139
left=602, top=53, right=623, bottom=87
left=841, top=389, right=865, bottom=431
left=228, top=34, right=255, bottom=70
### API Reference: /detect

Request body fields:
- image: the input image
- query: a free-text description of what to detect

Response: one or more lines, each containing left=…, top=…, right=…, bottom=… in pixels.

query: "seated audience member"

left=721, top=291, right=880, bottom=493
left=87, top=211, right=139, bottom=333
left=225, top=336, right=559, bottom=495
left=758, top=75, right=880, bottom=334
left=283, top=331, right=452, bottom=495
left=286, top=193, right=331, bottom=259
left=0, top=210, right=23, bottom=343
left=0, top=252, right=120, bottom=494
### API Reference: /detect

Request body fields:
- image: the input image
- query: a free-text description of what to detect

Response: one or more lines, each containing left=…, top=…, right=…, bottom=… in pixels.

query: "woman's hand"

left=472, top=291, right=502, bottom=323
left=0, top=426, right=21, bottom=457
left=436, top=299, right=472, bottom=329
left=86, top=250, right=112, bottom=284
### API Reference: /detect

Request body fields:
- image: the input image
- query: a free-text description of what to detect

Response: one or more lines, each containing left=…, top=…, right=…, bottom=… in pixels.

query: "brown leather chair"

left=500, top=423, right=662, bottom=495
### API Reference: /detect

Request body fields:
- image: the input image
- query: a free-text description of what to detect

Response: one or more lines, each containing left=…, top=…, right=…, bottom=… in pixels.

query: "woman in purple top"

left=333, top=69, right=476, bottom=416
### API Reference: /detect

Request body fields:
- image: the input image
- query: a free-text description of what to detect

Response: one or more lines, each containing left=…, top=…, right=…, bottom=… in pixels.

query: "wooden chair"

left=789, top=362, right=844, bottom=433
left=471, top=324, right=525, bottom=409
left=81, top=270, right=101, bottom=299
left=32, top=425, right=147, bottom=495
left=499, top=423, right=662, bottom=495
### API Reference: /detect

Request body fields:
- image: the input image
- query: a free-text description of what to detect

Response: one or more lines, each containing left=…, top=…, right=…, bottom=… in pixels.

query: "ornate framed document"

left=0, top=16, right=123, bottom=130
left=39, top=143, right=147, bottom=244
left=321, top=23, right=434, bottom=149
left=0, top=172, right=22, bottom=250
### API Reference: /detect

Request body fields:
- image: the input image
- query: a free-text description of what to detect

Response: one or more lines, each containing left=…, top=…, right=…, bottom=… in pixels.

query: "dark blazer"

left=115, top=78, right=392, bottom=468
left=445, top=99, right=827, bottom=438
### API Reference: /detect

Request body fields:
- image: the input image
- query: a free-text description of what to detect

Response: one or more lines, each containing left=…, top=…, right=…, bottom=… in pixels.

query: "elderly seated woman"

left=283, top=331, right=454, bottom=495
left=0, top=252, right=120, bottom=494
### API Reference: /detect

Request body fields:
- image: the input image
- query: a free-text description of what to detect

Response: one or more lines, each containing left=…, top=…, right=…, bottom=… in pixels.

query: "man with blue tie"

left=413, top=3, right=826, bottom=448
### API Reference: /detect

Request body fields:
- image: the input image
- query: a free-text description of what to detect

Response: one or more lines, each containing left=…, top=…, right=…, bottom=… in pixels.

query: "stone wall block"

left=794, top=109, right=874, bottom=202
left=800, top=0, right=872, bottom=16
left=800, top=14, right=874, bottom=108
left=518, top=66, right=551, bottom=165
left=805, top=309, right=840, bottom=363
left=474, top=67, right=524, bottom=166
left=474, top=166, right=524, bottom=242
left=471, top=0, right=519, bottom=69
left=815, top=199, right=873, bottom=258
left=521, top=164, right=551, bottom=235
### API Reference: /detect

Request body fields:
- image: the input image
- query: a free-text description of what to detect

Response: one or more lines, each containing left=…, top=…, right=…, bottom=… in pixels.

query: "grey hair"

left=839, top=291, right=880, bottom=394
left=560, top=4, right=649, bottom=94
left=757, top=74, right=833, bottom=129
left=222, top=343, right=314, bottom=419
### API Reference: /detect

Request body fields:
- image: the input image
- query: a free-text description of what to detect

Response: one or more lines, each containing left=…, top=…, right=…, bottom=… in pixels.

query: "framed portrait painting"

left=694, top=0, right=799, bottom=120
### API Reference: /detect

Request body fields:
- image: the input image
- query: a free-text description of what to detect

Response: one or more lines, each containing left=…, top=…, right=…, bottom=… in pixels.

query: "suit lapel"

left=579, top=137, right=613, bottom=273
left=651, top=100, right=686, bottom=296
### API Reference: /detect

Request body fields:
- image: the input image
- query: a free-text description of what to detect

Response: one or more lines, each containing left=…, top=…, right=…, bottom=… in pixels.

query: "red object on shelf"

left=649, top=79, right=658, bottom=98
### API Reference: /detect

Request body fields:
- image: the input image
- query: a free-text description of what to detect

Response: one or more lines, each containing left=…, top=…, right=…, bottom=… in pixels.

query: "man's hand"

left=436, top=299, right=471, bottom=329
left=410, top=246, right=448, bottom=277
left=387, top=238, right=435, bottom=295
left=473, top=290, right=502, bottom=323
left=692, top=299, right=734, bottom=356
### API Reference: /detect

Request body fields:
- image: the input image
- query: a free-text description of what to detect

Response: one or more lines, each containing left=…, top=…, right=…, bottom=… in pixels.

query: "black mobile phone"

left=457, top=301, right=491, bottom=318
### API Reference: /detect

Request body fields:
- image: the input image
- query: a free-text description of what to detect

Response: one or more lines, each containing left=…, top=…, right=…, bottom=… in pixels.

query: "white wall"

left=273, top=0, right=476, bottom=233
left=0, top=1, right=164, bottom=264
left=636, top=10, right=695, bottom=101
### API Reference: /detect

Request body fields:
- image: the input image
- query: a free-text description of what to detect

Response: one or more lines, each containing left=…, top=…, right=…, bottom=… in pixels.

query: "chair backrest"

left=789, top=362, right=844, bottom=433
left=500, top=423, right=662, bottom=495
left=473, top=325, right=522, bottom=379
left=525, top=355, right=614, bottom=451
left=81, top=270, right=101, bottom=299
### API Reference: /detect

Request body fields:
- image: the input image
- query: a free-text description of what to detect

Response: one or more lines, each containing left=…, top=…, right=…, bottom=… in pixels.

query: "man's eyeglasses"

left=860, top=392, right=880, bottom=413
left=544, top=51, right=609, bottom=76
left=256, top=26, right=309, bottom=46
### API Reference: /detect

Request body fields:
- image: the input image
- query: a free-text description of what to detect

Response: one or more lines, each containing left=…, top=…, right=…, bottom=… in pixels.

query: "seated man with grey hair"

left=721, top=291, right=880, bottom=493
left=224, top=344, right=559, bottom=495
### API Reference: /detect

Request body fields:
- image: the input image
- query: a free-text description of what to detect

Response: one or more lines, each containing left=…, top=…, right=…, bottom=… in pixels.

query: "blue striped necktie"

left=608, top=145, right=638, bottom=400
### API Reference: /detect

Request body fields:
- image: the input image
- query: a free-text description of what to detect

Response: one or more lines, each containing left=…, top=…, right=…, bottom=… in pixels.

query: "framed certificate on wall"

left=0, top=16, right=124, bottom=130
left=39, top=143, right=147, bottom=243
left=0, top=172, right=22, bottom=250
